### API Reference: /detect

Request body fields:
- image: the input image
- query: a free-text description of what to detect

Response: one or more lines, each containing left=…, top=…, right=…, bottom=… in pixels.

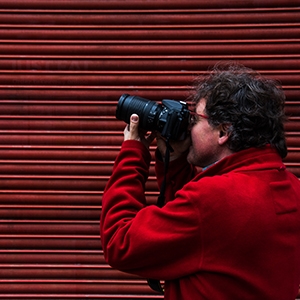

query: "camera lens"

left=116, top=94, right=162, bottom=131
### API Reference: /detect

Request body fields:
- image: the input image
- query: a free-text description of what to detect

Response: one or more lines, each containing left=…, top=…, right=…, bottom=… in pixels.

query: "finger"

left=146, top=131, right=156, bottom=144
left=124, top=124, right=129, bottom=133
left=129, top=114, right=140, bottom=140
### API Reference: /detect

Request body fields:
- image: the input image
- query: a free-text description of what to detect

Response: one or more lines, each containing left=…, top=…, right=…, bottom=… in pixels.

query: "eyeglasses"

left=189, top=111, right=209, bottom=125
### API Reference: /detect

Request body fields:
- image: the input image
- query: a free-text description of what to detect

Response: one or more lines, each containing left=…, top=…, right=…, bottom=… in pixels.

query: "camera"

left=116, top=94, right=190, bottom=141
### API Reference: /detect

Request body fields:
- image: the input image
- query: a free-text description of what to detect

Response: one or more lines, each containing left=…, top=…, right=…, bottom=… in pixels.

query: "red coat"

left=100, top=140, right=300, bottom=300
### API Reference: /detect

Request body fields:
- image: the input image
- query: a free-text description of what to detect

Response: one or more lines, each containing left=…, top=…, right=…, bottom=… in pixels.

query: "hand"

left=123, top=114, right=155, bottom=149
left=156, top=133, right=191, bottom=161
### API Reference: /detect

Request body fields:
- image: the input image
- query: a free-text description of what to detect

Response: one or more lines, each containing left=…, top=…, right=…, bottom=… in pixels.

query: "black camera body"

left=116, top=94, right=190, bottom=141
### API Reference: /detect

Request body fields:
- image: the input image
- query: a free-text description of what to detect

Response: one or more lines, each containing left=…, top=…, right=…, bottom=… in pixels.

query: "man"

left=100, top=63, right=300, bottom=299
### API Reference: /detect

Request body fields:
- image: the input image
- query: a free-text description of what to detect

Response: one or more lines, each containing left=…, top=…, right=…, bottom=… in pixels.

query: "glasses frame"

left=189, top=111, right=209, bottom=126
left=189, top=111, right=209, bottom=119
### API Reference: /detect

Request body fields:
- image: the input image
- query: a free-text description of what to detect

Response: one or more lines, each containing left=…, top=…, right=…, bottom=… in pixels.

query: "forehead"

left=195, top=98, right=207, bottom=114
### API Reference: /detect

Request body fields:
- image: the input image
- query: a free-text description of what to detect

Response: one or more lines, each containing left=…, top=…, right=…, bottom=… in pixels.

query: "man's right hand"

left=156, top=134, right=191, bottom=161
left=124, top=114, right=155, bottom=149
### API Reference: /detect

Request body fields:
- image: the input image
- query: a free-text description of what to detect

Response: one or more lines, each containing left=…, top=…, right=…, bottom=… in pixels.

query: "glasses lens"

left=189, top=112, right=195, bottom=125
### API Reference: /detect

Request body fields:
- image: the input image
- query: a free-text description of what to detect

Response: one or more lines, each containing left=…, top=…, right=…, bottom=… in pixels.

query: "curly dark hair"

left=191, top=62, right=287, bottom=158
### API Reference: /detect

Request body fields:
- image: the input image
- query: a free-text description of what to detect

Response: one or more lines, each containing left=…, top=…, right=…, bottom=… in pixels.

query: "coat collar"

left=199, top=145, right=285, bottom=178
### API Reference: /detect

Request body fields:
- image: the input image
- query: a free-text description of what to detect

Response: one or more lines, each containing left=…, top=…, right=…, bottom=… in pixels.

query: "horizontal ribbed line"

left=0, top=264, right=110, bottom=268
left=0, top=280, right=152, bottom=284
left=0, top=29, right=299, bottom=41
left=0, top=85, right=298, bottom=89
left=0, top=116, right=112, bottom=119
left=0, top=283, right=156, bottom=296
left=0, top=250, right=106, bottom=263
left=0, top=7, right=299, bottom=13
left=285, top=163, right=300, bottom=166
left=0, top=190, right=156, bottom=196
left=1, top=45, right=299, bottom=56
left=0, top=131, right=123, bottom=135
left=0, top=12, right=299, bottom=25
left=0, top=180, right=108, bottom=188
left=0, top=249, right=103, bottom=253
left=0, top=70, right=299, bottom=77
left=0, top=268, right=129, bottom=279
left=0, top=235, right=99, bottom=239
left=0, top=145, right=122, bottom=149
left=0, top=91, right=297, bottom=101
left=0, top=205, right=100, bottom=209
left=0, top=279, right=145, bottom=284
left=0, top=118, right=116, bottom=129
left=1, top=60, right=299, bottom=73
left=1, top=23, right=300, bottom=28
left=0, top=0, right=297, bottom=9
left=0, top=85, right=189, bottom=88
left=0, top=190, right=103, bottom=194
left=0, top=224, right=98, bottom=235
left=1, top=54, right=300, bottom=58
left=0, top=162, right=132, bottom=173
left=0, top=73, right=295, bottom=86
left=0, top=269, right=132, bottom=280
left=0, top=159, right=113, bottom=163
left=1, top=39, right=300, bottom=44
left=0, top=241, right=100, bottom=248
left=0, top=174, right=108, bottom=179
left=0, top=101, right=116, bottom=105
left=0, top=220, right=98, bottom=223
left=0, top=189, right=154, bottom=194
left=1, top=58, right=300, bottom=67
left=0, top=296, right=162, bottom=300
left=0, top=176, right=156, bottom=182
left=0, top=69, right=299, bottom=74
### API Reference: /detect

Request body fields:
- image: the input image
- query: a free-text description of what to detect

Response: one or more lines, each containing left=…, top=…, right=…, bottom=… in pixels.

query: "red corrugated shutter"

left=0, top=1, right=299, bottom=299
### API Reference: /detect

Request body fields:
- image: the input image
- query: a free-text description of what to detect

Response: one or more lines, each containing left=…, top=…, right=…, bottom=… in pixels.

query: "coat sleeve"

left=100, top=140, right=202, bottom=280
left=155, top=149, right=197, bottom=203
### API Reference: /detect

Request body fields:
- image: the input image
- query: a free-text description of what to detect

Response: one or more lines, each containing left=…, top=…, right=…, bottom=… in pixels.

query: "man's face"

left=187, top=98, right=224, bottom=168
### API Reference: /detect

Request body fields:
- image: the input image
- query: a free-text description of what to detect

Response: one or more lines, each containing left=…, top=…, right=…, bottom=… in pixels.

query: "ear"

left=218, top=124, right=230, bottom=146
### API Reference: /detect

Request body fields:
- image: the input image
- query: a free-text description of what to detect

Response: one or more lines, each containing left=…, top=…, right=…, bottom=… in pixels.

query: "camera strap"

left=156, top=139, right=172, bottom=208
left=147, top=139, right=173, bottom=294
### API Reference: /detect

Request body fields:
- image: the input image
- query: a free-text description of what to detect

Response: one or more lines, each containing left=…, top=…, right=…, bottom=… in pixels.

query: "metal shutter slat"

left=0, top=0, right=299, bottom=9
left=0, top=1, right=299, bottom=299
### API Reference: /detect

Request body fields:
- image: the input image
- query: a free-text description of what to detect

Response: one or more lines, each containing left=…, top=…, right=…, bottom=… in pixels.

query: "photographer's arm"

left=155, top=135, right=197, bottom=202
left=100, top=114, right=202, bottom=280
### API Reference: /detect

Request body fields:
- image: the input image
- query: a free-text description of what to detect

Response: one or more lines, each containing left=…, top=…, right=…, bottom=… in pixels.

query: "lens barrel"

left=116, top=94, right=162, bottom=131
left=116, top=93, right=189, bottom=140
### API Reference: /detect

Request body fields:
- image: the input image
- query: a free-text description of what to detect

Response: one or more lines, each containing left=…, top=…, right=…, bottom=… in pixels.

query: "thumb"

left=131, top=113, right=139, bottom=124
left=129, top=114, right=140, bottom=140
